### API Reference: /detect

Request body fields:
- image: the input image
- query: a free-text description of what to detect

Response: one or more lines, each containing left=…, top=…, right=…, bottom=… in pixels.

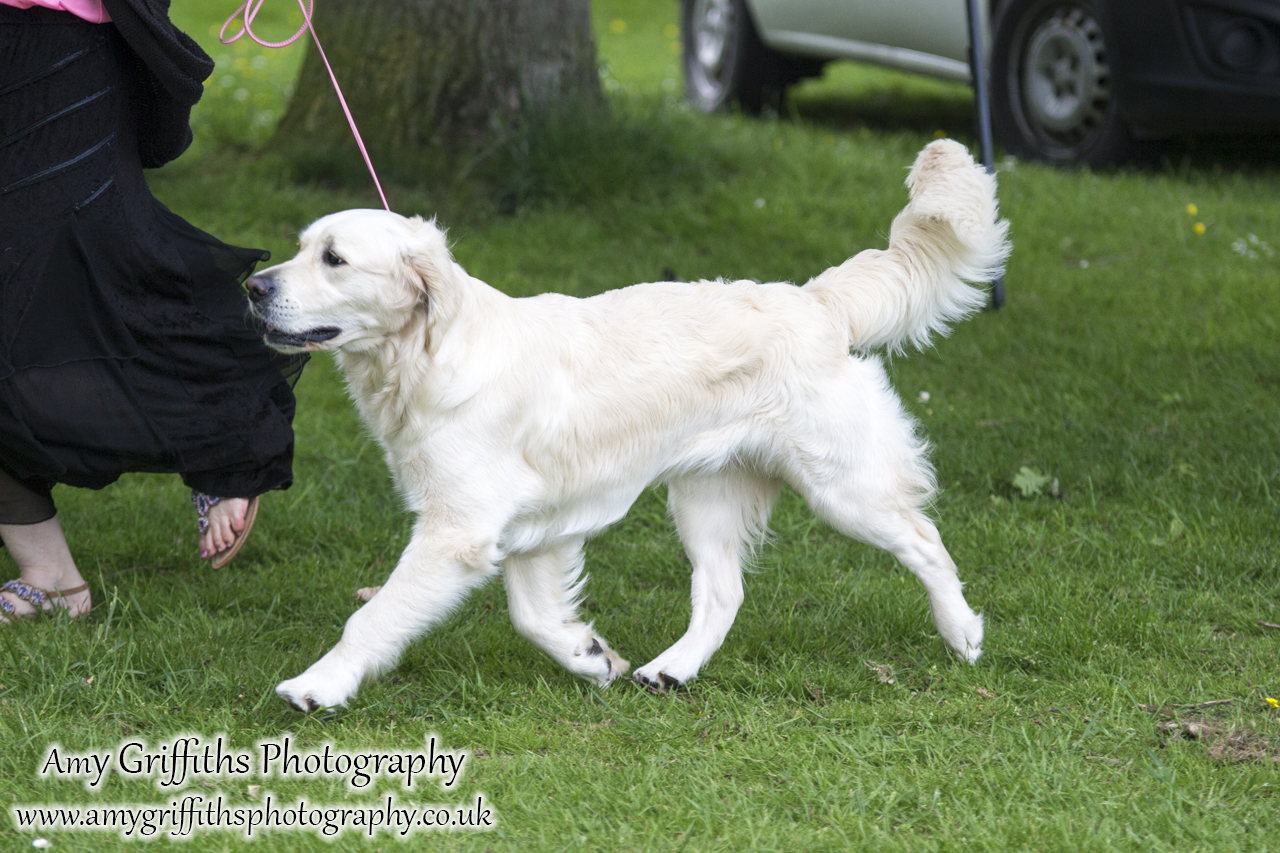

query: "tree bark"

left=274, top=0, right=601, bottom=172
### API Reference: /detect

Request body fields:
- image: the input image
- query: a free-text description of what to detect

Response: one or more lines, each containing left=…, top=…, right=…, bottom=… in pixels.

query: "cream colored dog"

left=250, top=140, right=1010, bottom=712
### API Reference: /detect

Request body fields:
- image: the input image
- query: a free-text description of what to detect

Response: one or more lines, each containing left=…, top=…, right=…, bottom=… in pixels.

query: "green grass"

left=4, top=1, right=1280, bottom=850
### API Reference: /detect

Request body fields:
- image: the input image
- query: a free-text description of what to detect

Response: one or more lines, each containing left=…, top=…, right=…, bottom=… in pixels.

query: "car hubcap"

left=694, top=0, right=732, bottom=72
left=1021, top=7, right=1110, bottom=144
left=689, top=0, right=735, bottom=101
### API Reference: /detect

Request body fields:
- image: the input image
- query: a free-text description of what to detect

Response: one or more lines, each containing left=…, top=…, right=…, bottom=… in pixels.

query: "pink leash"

left=220, top=0, right=390, bottom=211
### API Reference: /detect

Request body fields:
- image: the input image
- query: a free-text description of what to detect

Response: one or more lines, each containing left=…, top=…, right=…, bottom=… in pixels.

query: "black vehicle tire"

left=682, top=0, right=771, bottom=113
left=991, top=0, right=1133, bottom=167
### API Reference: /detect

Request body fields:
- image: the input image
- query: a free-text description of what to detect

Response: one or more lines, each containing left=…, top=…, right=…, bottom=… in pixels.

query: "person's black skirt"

left=0, top=9, right=304, bottom=501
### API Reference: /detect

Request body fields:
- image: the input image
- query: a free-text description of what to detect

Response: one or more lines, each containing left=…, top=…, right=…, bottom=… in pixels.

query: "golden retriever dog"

left=249, top=140, right=1010, bottom=711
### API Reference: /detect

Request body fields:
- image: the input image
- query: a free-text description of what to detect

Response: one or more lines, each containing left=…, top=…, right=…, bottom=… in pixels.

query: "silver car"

left=682, top=0, right=1280, bottom=166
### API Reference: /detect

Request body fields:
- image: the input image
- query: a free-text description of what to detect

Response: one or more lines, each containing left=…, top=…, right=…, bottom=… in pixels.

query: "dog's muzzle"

left=245, top=273, right=342, bottom=350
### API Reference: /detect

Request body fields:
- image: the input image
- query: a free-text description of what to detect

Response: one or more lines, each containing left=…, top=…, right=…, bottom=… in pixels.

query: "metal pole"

left=965, top=0, right=1005, bottom=309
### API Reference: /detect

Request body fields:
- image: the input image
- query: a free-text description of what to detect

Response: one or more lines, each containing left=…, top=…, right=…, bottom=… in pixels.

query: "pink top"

left=0, top=0, right=110, bottom=23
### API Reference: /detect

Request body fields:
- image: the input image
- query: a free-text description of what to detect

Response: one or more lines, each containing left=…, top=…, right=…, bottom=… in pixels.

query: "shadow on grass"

left=1159, top=133, right=1280, bottom=176
left=787, top=60, right=978, bottom=143
left=785, top=60, right=1280, bottom=175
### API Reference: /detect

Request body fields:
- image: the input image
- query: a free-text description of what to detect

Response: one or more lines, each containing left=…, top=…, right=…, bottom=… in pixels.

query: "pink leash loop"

left=220, top=0, right=390, bottom=211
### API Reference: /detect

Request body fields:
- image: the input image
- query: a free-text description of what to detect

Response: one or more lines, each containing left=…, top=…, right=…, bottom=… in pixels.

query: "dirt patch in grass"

left=1158, top=718, right=1279, bottom=764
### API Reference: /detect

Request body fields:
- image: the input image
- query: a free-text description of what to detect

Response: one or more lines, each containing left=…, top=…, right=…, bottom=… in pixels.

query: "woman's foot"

left=197, top=497, right=252, bottom=560
left=0, top=515, right=91, bottom=622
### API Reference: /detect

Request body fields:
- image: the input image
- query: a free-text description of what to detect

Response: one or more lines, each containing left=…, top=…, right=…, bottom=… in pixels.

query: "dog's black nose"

left=246, top=274, right=274, bottom=303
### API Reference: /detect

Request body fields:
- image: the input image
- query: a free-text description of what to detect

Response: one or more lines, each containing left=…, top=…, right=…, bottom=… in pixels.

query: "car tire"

left=682, top=0, right=772, bottom=113
left=990, top=0, right=1133, bottom=167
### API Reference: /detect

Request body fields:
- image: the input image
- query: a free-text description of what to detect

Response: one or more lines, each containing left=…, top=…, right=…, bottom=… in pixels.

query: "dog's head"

left=247, top=210, right=457, bottom=354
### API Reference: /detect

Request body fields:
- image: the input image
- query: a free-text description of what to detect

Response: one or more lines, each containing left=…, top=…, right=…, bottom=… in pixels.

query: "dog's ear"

left=399, top=217, right=449, bottom=301
left=399, top=217, right=462, bottom=343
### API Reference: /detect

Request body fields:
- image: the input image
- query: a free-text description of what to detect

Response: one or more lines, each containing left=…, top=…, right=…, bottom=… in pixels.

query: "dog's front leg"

left=504, top=540, right=629, bottom=685
left=276, top=529, right=498, bottom=712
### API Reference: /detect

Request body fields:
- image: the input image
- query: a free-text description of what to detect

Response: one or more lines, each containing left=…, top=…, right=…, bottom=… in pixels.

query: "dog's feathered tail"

left=803, top=139, right=1011, bottom=353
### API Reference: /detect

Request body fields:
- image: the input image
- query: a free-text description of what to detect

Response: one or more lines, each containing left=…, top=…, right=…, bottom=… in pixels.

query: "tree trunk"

left=274, top=0, right=601, bottom=178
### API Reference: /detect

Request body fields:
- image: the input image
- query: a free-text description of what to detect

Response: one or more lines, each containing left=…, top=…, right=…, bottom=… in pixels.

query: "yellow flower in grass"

left=1194, top=222, right=1206, bottom=235
left=1267, top=697, right=1279, bottom=708
left=1186, top=203, right=1198, bottom=216
left=609, top=19, right=627, bottom=34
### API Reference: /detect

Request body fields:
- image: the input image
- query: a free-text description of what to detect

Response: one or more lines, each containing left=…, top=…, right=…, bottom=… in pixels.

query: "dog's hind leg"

left=504, top=539, right=629, bottom=686
left=276, top=528, right=500, bottom=712
left=806, top=486, right=984, bottom=663
left=788, top=366, right=984, bottom=663
left=868, top=509, right=982, bottom=663
left=633, top=468, right=780, bottom=690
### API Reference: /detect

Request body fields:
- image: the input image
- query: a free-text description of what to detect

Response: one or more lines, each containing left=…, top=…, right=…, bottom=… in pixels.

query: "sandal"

left=192, top=492, right=260, bottom=569
left=0, top=578, right=91, bottom=622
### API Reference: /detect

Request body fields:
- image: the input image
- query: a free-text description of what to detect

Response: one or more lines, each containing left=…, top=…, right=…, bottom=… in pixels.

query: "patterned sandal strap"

left=0, top=596, right=14, bottom=616
left=191, top=491, right=222, bottom=535
left=1, top=579, right=87, bottom=603
left=1, top=579, right=47, bottom=607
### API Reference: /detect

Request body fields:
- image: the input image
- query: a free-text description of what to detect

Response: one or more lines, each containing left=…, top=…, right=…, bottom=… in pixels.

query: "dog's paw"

left=566, top=636, right=628, bottom=686
left=633, top=644, right=703, bottom=690
left=276, top=670, right=359, bottom=713
left=632, top=669, right=683, bottom=693
left=946, top=610, right=984, bottom=665
left=573, top=637, right=629, bottom=687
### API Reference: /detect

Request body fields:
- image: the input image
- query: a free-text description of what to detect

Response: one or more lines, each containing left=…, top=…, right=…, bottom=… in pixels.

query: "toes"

left=286, top=695, right=318, bottom=713
left=1, top=591, right=33, bottom=619
left=203, top=522, right=225, bottom=555
left=213, top=515, right=234, bottom=553
left=276, top=672, right=355, bottom=712
left=633, top=670, right=682, bottom=693
left=200, top=500, right=249, bottom=558
left=606, top=649, right=630, bottom=680
left=635, top=672, right=665, bottom=692
left=580, top=638, right=628, bottom=686
left=277, top=683, right=319, bottom=713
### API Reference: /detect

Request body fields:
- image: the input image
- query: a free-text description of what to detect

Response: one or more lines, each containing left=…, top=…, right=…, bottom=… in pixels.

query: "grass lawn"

left=4, top=1, right=1280, bottom=850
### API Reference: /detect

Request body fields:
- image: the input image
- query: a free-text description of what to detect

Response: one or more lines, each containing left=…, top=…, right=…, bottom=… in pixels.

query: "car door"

left=749, top=0, right=980, bottom=79
left=845, top=0, right=972, bottom=63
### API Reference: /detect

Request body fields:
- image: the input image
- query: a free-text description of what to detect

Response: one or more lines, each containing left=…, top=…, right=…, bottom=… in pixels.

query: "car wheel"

left=991, top=0, right=1132, bottom=166
left=682, top=0, right=770, bottom=113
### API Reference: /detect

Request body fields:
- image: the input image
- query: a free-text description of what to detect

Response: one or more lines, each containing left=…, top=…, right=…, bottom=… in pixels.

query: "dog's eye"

left=323, top=248, right=346, bottom=267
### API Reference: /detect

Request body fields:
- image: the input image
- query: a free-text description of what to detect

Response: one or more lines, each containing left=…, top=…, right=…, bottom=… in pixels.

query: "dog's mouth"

left=264, top=326, right=342, bottom=350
